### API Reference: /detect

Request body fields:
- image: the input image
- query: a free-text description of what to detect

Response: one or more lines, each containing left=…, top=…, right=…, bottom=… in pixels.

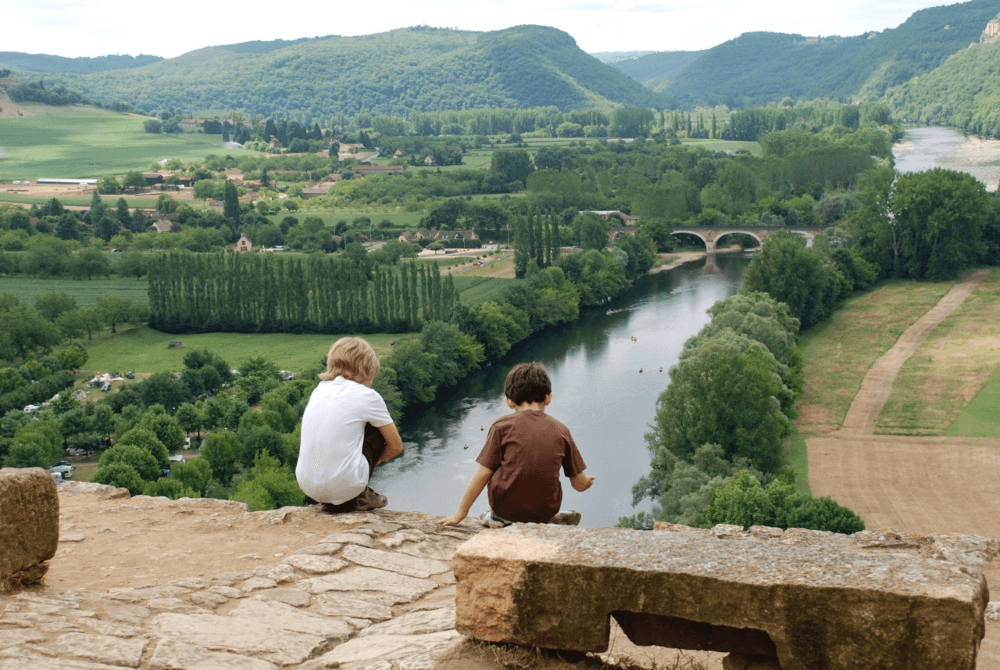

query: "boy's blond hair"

left=320, top=337, right=380, bottom=382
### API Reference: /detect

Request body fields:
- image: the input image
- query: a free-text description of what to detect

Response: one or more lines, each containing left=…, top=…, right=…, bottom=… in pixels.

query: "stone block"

left=452, top=524, right=988, bottom=670
left=0, top=468, right=59, bottom=591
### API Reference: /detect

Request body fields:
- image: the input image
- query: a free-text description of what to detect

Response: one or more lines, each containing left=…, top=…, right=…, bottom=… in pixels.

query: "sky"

left=1, top=0, right=968, bottom=60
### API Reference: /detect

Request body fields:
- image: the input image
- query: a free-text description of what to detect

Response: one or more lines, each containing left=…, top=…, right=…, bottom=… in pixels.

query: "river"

left=371, top=253, right=752, bottom=527
left=893, top=126, right=1000, bottom=191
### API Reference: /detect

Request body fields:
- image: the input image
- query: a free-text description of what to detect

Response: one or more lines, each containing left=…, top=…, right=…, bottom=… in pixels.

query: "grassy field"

left=947, top=365, right=1000, bottom=436
left=0, top=276, right=150, bottom=306
left=452, top=275, right=514, bottom=305
left=81, top=327, right=404, bottom=376
left=877, top=268, right=1000, bottom=435
left=795, top=277, right=960, bottom=434
left=0, top=192, right=164, bottom=208
left=0, top=107, right=262, bottom=181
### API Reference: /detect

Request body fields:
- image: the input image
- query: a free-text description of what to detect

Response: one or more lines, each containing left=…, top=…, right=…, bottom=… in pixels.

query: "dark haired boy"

left=440, top=362, right=595, bottom=527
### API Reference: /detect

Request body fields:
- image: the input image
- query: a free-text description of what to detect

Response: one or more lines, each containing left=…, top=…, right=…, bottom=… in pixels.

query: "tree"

left=143, top=119, right=163, bottom=134
left=611, top=107, right=655, bottom=137
left=223, top=180, right=240, bottom=225
left=0, top=305, right=62, bottom=361
left=139, top=412, right=186, bottom=453
left=122, top=172, right=146, bottom=192
left=576, top=213, right=608, bottom=251
left=23, top=236, right=71, bottom=276
left=171, top=457, right=212, bottom=496
left=230, top=451, right=305, bottom=511
left=490, top=149, right=533, bottom=188
left=52, top=345, right=87, bottom=371
left=35, top=292, right=78, bottom=322
left=70, top=247, right=112, bottom=280
left=56, top=307, right=103, bottom=340
left=116, top=253, right=149, bottom=280
left=116, top=426, right=170, bottom=470
left=742, top=232, right=836, bottom=330
left=648, top=334, right=792, bottom=474
left=95, top=295, right=146, bottom=334
left=200, top=430, right=242, bottom=485
left=891, top=168, right=989, bottom=280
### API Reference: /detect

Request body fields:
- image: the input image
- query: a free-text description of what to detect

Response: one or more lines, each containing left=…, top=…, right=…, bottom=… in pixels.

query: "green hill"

left=602, top=50, right=706, bottom=87
left=646, top=0, right=998, bottom=107
left=0, top=52, right=162, bottom=74
left=886, top=38, right=1000, bottom=135
left=5, top=26, right=661, bottom=121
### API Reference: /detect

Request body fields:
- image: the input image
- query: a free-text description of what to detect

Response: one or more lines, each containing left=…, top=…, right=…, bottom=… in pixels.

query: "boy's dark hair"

left=504, top=362, right=551, bottom=406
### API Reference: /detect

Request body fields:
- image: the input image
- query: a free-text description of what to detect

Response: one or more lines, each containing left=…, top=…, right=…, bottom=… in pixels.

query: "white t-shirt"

left=296, top=376, right=394, bottom=504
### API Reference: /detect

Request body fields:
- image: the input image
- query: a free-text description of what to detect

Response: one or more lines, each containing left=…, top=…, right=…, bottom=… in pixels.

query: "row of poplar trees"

left=512, top=211, right=563, bottom=278
left=147, top=253, right=457, bottom=334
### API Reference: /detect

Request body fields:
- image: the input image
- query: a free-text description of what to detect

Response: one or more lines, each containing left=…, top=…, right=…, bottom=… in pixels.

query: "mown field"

left=793, top=277, right=961, bottom=434
left=0, top=107, right=262, bottom=181
left=0, top=276, right=150, bottom=306
left=79, top=327, right=405, bottom=376
left=877, top=267, right=1000, bottom=435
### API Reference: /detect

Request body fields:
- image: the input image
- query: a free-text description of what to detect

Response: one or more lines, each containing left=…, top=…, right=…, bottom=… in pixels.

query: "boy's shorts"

left=361, top=423, right=386, bottom=479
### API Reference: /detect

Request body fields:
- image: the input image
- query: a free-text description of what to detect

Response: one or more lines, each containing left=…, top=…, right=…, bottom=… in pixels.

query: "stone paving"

left=0, top=482, right=481, bottom=670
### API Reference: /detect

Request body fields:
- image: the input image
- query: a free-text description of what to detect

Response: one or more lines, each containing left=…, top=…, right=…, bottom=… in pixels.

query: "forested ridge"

left=0, top=26, right=660, bottom=122
left=602, top=0, right=998, bottom=108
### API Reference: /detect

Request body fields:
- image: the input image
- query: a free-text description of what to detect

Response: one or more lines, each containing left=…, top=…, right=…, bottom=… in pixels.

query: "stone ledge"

left=0, top=468, right=59, bottom=592
left=453, top=524, right=989, bottom=670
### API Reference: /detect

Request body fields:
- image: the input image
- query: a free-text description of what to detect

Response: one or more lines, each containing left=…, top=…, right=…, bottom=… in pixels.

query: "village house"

left=235, top=233, right=253, bottom=252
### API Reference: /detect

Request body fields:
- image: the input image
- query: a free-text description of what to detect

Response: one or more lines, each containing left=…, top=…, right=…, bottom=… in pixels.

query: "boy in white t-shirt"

left=296, top=337, right=403, bottom=512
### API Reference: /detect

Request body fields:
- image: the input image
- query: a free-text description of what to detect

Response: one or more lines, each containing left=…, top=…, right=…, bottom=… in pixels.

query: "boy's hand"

left=439, top=512, right=466, bottom=526
left=571, top=473, right=595, bottom=492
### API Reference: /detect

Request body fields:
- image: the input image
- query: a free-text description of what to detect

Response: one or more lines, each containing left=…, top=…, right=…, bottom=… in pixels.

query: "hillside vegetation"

left=1, top=26, right=661, bottom=122
left=618, top=0, right=998, bottom=107
left=886, top=40, right=1000, bottom=135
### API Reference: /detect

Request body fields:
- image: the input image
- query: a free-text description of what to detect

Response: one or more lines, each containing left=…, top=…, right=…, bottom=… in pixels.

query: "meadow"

left=0, top=276, right=149, bottom=306
left=877, top=267, right=1000, bottom=435
left=793, top=277, right=961, bottom=434
left=79, top=327, right=404, bottom=375
left=0, top=107, right=261, bottom=181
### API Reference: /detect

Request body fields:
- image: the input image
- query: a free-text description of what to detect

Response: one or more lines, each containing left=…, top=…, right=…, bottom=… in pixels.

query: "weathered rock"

left=339, top=545, right=451, bottom=579
left=453, top=524, right=989, bottom=670
left=316, top=593, right=394, bottom=620
left=148, top=638, right=279, bottom=670
left=51, top=632, right=149, bottom=666
left=152, top=611, right=327, bottom=665
left=298, top=567, right=438, bottom=605
left=0, top=468, right=60, bottom=591
left=357, top=606, right=456, bottom=637
left=311, top=630, right=461, bottom=666
left=281, top=554, right=347, bottom=574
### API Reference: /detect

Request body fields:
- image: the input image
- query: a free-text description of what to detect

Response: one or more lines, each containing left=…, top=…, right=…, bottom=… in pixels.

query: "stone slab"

left=148, top=638, right=279, bottom=670
left=453, top=524, right=989, bottom=670
left=298, top=567, right=438, bottom=605
left=0, top=468, right=59, bottom=590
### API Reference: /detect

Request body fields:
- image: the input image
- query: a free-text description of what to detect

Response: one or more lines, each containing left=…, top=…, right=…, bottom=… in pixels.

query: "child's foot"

left=351, top=487, right=388, bottom=511
left=478, top=510, right=511, bottom=528
left=549, top=510, right=581, bottom=525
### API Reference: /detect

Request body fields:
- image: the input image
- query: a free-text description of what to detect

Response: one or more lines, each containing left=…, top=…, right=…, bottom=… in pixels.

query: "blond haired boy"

left=297, top=337, right=403, bottom=512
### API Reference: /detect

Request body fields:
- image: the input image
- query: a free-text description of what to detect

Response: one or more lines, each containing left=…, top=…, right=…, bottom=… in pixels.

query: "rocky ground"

left=1, top=482, right=725, bottom=670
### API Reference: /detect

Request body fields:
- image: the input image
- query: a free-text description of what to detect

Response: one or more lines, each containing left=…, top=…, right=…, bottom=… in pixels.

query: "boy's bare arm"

left=439, top=465, right=493, bottom=526
left=376, top=423, right=404, bottom=465
left=570, top=472, right=595, bottom=492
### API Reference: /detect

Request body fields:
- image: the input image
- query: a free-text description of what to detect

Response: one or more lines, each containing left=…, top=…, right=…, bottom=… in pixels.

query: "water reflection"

left=371, top=253, right=752, bottom=527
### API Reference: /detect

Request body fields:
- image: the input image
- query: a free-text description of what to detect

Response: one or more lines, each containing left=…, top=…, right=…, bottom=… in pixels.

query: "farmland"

left=0, top=107, right=261, bottom=181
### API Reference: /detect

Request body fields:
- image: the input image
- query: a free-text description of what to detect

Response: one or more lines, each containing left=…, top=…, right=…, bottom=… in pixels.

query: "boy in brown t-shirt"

left=439, top=362, right=595, bottom=527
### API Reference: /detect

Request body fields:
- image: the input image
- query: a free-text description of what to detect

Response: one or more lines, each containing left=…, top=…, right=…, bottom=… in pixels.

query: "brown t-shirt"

left=476, top=410, right=587, bottom=523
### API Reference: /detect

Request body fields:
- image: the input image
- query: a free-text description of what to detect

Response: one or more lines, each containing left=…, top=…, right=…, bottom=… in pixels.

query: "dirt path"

left=809, top=269, right=1000, bottom=540
left=806, top=269, right=1000, bottom=667
left=838, top=269, right=989, bottom=436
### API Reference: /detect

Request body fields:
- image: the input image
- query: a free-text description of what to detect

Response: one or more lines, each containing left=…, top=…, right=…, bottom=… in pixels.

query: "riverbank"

left=650, top=245, right=749, bottom=274
left=894, top=126, right=1000, bottom=192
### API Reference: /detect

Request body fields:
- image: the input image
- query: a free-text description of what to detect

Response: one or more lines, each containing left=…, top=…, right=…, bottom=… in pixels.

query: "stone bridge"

left=609, top=226, right=831, bottom=253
